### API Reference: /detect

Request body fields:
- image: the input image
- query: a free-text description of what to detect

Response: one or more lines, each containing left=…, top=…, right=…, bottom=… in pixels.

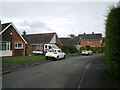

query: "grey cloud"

left=19, top=20, right=54, bottom=32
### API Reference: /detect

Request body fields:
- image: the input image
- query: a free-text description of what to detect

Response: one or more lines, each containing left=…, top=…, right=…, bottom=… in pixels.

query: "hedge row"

left=105, top=6, right=120, bottom=81
left=61, top=45, right=78, bottom=53
left=80, top=46, right=104, bottom=53
left=62, top=45, right=104, bottom=54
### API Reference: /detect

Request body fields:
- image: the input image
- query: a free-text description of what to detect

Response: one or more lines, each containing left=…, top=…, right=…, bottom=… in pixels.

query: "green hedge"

left=62, top=45, right=78, bottom=53
left=79, top=46, right=104, bottom=53
left=105, top=6, right=120, bottom=81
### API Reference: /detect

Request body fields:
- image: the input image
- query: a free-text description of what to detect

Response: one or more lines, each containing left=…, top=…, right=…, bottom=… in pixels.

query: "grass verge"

left=66, top=53, right=80, bottom=55
left=2, top=56, right=45, bottom=63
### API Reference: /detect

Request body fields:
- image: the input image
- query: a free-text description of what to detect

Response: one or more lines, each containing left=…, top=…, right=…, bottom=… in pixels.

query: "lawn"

left=2, top=56, right=45, bottom=63
left=66, top=53, right=80, bottom=55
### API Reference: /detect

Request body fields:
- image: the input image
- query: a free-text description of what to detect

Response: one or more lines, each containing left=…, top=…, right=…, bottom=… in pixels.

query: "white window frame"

left=0, top=41, right=11, bottom=51
left=15, top=42, right=23, bottom=49
left=87, top=40, right=91, bottom=43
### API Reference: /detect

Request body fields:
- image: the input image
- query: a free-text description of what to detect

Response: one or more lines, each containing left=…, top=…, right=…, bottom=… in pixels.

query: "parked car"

left=81, top=49, right=92, bottom=55
left=45, top=49, right=65, bottom=60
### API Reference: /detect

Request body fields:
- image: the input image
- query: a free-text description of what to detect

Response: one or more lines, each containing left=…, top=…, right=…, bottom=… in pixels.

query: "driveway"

left=2, top=54, right=115, bottom=88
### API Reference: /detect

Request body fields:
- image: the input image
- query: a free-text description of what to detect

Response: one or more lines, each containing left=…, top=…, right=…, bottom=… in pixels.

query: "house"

left=23, top=32, right=62, bottom=56
left=60, top=33, right=103, bottom=50
left=78, top=32, right=103, bottom=47
left=0, top=22, right=62, bottom=57
left=0, top=22, right=27, bottom=57
left=59, top=34, right=80, bottom=50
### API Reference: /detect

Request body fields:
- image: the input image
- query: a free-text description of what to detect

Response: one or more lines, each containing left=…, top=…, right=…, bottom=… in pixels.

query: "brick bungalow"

left=0, top=22, right=27, bottom=57
left=23, top=32, right=62, bottom=56
left=78, top=32, right=102, bottom=47
left=0, top=22, right=62, bottom=57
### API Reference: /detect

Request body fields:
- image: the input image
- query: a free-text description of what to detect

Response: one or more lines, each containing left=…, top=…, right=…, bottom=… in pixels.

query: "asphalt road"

left=2, top=54, right=108, bottom=88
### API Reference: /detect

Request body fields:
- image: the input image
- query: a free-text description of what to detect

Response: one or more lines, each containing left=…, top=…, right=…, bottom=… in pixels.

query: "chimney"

left=69, top=34, right=75, bottom=39
left=84, top=32, right=85, bottom=34
left=92, top=32, right=94, bottom=34
left=22, top=31, right=26, bottom=35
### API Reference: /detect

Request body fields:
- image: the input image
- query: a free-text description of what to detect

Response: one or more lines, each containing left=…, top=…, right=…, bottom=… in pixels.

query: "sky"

left=0, top=1, right=118, bottom=37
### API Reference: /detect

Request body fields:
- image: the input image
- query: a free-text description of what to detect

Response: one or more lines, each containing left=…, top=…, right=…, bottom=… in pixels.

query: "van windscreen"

left=52, top=45, right=59, bottom=49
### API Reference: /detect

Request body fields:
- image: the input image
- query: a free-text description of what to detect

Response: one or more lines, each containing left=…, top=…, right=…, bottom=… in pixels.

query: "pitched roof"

left=78, top=34, right=102, bottom=40
left=0, top=22, right=11, bottom=33
left=60, top=37, right=80, bottom=45
left=23, top=33, right=55, bottom=44
left=0, top=22, right=27, bottom=44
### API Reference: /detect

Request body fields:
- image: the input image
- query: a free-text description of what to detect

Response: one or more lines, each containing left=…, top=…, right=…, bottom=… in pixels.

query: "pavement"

left=78, top=54, right=117, bottom=88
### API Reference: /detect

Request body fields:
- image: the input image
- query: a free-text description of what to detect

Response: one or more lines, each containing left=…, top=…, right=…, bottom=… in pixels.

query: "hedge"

left=79, top=46, right=104, bottom=53
left=62, top=45, right=78, bottom=53
left=105, top=6, right=120, bottom=81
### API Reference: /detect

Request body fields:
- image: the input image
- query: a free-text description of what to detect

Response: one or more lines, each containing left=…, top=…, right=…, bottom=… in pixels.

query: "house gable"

left=0, top=22, right=27, bottom=44
left=50, top=34, right=56, bottom=44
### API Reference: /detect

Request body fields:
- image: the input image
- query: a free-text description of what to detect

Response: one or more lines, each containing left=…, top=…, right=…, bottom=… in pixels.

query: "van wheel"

left=56, top=56, right=59, bottom=61
left=63, top=55, right=65, bottom=59
left=45, top=56, right=48, bottom=60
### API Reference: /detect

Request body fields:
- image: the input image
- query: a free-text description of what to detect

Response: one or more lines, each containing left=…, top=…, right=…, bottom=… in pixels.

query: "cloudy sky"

left=0, top=1, right=118, bottom=37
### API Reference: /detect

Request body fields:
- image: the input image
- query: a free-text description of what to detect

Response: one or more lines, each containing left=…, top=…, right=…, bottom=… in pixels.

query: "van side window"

left=45, top=45, right=47, bottom=49
left=49, top=46, right=52, bottom=49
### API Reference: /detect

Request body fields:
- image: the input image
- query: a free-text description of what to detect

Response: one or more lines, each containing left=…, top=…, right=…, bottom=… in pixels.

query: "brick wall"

left=25, top=44, right=32, bottom=56
left=80, top=40, right=101, bottom=47
left=2, top=26, right=26, bottom=56
left=55, top=34, right=62, bottom=49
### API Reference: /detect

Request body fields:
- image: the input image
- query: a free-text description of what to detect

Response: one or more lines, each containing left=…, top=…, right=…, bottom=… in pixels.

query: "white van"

left=32, top=44, right=60, bottom=55
left=44, top=44, right=59, bottom=52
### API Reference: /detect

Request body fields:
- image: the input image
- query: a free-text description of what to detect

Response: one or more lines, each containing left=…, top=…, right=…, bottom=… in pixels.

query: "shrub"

left=79, top=46, right=104, bottom=53
left=90, top=47, right=104, bottom=53
left=105, top=6, right=120, bottom=81
left=79, top=46, right=87, bottom=53
left=86, top=45, right=91, bottom=50
left=62, top=45, right=78, bottom=53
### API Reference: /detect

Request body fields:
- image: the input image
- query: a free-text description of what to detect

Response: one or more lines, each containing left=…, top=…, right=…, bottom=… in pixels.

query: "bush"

left=79, top=46, right=104, bottom=53
left=105, top=6, right=120, bottom=81
left=90, top=47, right=104, bottom=53
left=62, top=45, right=78, bottom=53
left=79, top=46, right=87, bottom=53
left=86, top=45, right=91, bottom=50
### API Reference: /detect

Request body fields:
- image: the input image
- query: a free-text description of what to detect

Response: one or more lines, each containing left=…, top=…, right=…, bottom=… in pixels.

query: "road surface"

left=3, top=54, right=113, bottom=88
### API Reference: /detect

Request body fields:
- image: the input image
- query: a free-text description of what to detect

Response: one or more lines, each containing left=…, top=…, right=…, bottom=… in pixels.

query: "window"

left=0, top=41, right=10, bottom=51
left=57, top=50, right=62, bottom=53
left=45, top=45, right=47, bottom=49
left=51, top=45, right=59, bottom=49
left=87, top=40, right=91, bottom=43
left=49, top=46, right=52, bottom=49
left=15, top=42, right=23, bottom=49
